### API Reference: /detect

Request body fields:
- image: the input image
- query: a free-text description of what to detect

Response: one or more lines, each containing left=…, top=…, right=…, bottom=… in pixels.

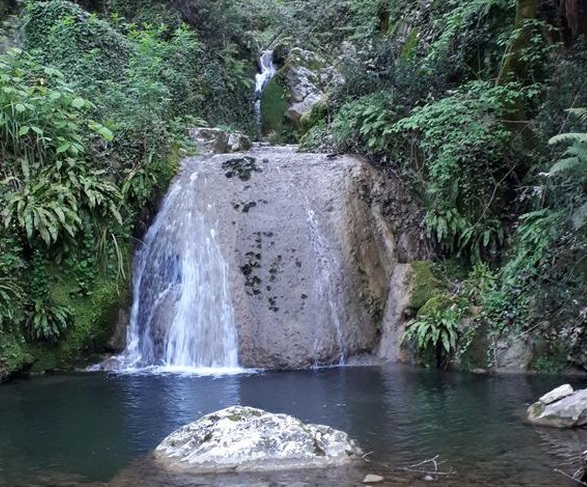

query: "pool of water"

left=1, top=365, right=586, bottom=486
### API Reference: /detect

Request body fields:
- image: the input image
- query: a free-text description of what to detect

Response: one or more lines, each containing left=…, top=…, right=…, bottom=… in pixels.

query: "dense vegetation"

left=0, top=0, right=259, bottom=379
left=1, top=0, right=587, bottom=377
left=279, top=0, right=587, bottom=372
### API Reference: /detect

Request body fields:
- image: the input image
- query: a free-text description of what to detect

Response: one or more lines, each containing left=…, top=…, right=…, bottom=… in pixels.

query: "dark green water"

left=0, top=365, right=586, bottom=486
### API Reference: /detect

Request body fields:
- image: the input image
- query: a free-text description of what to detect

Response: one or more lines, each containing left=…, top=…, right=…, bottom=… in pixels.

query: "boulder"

left=281, top=48, right=337, bottom=126
left=154, top=406, right=362, bottom=473
left=539, top=384, right=574, bottom=405
left=493, top=333, right=534, bottom=372
left=189, top=128, right=252, bottom=155
left=528, top=386, right=587, bottom=428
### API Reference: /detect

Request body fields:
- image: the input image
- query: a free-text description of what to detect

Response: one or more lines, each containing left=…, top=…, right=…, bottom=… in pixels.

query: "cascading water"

left=254, top=50, right=276, bottom=126
left=120, top=167, right=240, bottom=372
left=306, top=208, right=346, bottom=366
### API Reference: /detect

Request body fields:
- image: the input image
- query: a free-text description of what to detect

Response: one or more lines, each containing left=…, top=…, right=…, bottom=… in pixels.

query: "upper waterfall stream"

left=254, top=50, right=276, bottom=126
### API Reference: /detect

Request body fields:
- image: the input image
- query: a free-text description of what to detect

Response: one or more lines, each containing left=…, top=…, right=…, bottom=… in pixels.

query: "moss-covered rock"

left=416, top=293, right=454, bottom=318
left=260, top=75, right=296, bottom=143
left=35, top=273, right=131, bottom=370
left=408, top=261, right=444, bottom=310
left=0, top=330, right=32, bottom=382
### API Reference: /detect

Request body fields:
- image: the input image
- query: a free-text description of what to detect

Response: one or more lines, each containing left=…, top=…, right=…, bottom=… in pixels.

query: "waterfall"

left=254, top=50, right=276, bottom=126
left=306, top=208, right=346, bottom=365
left=120, top=167, right=240, bottom=372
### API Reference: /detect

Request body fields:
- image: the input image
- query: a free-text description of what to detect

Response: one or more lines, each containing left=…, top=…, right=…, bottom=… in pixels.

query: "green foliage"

left=331, top=91, right=400, bottom=153
left=0, top=236, right=24, bottom=330
left=0, top=49, right=121, bottom=247
left=28, top=299, right=73, bottom=342
left=394, top=81, right=517, bottom=260
left=404, top=301, right=465, bottom=368
left=24, top=0, right=132, bottom=85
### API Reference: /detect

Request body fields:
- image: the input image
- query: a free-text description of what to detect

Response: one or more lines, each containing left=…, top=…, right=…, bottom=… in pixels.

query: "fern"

left=28, top=299, right=73, bottom=342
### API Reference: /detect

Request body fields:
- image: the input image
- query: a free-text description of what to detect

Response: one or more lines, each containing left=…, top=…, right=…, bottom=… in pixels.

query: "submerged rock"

left=528, top=385, right=587, bottom=428
left=154, top=406, right=362, bottom=473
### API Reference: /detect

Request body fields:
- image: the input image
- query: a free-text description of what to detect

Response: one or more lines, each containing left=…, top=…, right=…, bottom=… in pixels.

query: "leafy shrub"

left=393, top=81, right=516, bottom=260
left=28, top=299, right=73, bottom=342
left=404, top=301, right=465, bottom=369
left=331, top=91, right=400, bottom=154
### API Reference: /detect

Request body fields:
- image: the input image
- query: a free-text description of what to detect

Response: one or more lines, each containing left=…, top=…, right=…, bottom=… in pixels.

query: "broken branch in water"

left=555, top=468, right=587, bottom=486
left=399, top=455, right=456, bottom=478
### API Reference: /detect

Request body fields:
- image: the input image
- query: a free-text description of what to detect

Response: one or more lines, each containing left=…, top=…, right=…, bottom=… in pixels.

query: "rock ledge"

left=154, top=406, right=362, bottom=473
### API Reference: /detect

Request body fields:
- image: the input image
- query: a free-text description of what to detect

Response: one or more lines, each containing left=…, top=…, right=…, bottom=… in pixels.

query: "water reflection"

left=0, top=366, right=586, bottom=486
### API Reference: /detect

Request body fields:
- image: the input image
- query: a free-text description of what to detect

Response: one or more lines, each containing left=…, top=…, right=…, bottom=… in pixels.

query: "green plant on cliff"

left=331, top=91, right=400, bottom=154
left=393, top=81, right=519, bottom=261
left=404, top=301, right=465, bottom=369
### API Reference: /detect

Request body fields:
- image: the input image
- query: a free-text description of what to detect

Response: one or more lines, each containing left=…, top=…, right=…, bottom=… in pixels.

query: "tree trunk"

left=496, top=0, right=539, bottom=159
left=497, top=0, right=538, bottom=85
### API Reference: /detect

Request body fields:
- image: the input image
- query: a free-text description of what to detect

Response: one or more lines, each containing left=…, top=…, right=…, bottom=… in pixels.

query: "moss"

left=300, top=101, right=328, bottom=134
left=401, top=27, right=420, bottom=60
left=408, top=261, right=444, bottom=310
left=0, top=330, right=33, bottom=381
left=456, top=321, right=489, bottom=371
left=417, top=294, right=455, bottom=318
left=47, top=272, right=130, bottom=368
left=260, top=74, right=297, bottom=143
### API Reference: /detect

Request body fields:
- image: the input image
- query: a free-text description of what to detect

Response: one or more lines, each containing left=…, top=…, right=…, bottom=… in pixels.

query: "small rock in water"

left=363, top=473, right=384, bottom=483
left=424, top=474, right=435, bottom=481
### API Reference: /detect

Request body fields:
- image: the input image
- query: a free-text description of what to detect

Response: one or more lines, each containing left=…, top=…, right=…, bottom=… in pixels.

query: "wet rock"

left=528, top=387, right=587, bottom=428
left=494, top=333, right=534, bottom=372
left=227, top=132, right=253, bottom=153
left=190, top=128, right=251, bottom=155
left=363, top=473, right=385, bottom=483
left=184, top=146, right=428, bottom=368
left=154, top=406, right=362, bottom=473
left=540, top=384, right=574, bottom=405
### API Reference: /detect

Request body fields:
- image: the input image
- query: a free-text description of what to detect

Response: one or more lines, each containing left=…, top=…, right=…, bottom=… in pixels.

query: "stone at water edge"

left=539, top=384, right=574, bottom=405
left=154, top=406, right=362, bottom=473
left=527, top=386, right=587, bottom=428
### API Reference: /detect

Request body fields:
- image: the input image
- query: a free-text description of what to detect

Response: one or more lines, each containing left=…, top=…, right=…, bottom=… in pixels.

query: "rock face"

left=189, top=127, right=252, bottom=155
left=154, top=406, right=362, bottom=473
left=180, top=145, right=428, bottom=368
left=115, top=144, right=428, bottom=369
left=493, top=333, right=535, bottom=372
left=528, top=385, right=587, bottom=428
left=275, top=48, right=339, bottom=127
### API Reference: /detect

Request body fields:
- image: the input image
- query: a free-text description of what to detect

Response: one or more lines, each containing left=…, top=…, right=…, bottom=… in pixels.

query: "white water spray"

left=120, top=168, right=240, bottom=372
left=254, top=50, right=277, bottom=126
left=306, top=208, right=346, bottom=365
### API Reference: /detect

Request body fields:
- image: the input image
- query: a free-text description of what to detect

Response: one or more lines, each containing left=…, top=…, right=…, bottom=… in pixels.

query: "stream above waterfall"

left=2, top=366, right=586, bottom=487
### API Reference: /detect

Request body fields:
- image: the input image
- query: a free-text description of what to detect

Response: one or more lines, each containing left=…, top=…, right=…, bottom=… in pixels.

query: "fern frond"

left=548, top=156, right=582, bottom=175
left=565, top=143, right=587, bottom=161
left=549, top=132, right=587, bottom=145
left=568, top=108, right=587, bottom=125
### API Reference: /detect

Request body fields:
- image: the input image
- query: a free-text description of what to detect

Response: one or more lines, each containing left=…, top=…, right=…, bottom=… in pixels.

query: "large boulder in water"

left=154, top=406, right=362, bottom=473
left=527, top=384, right=587, bottom=428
